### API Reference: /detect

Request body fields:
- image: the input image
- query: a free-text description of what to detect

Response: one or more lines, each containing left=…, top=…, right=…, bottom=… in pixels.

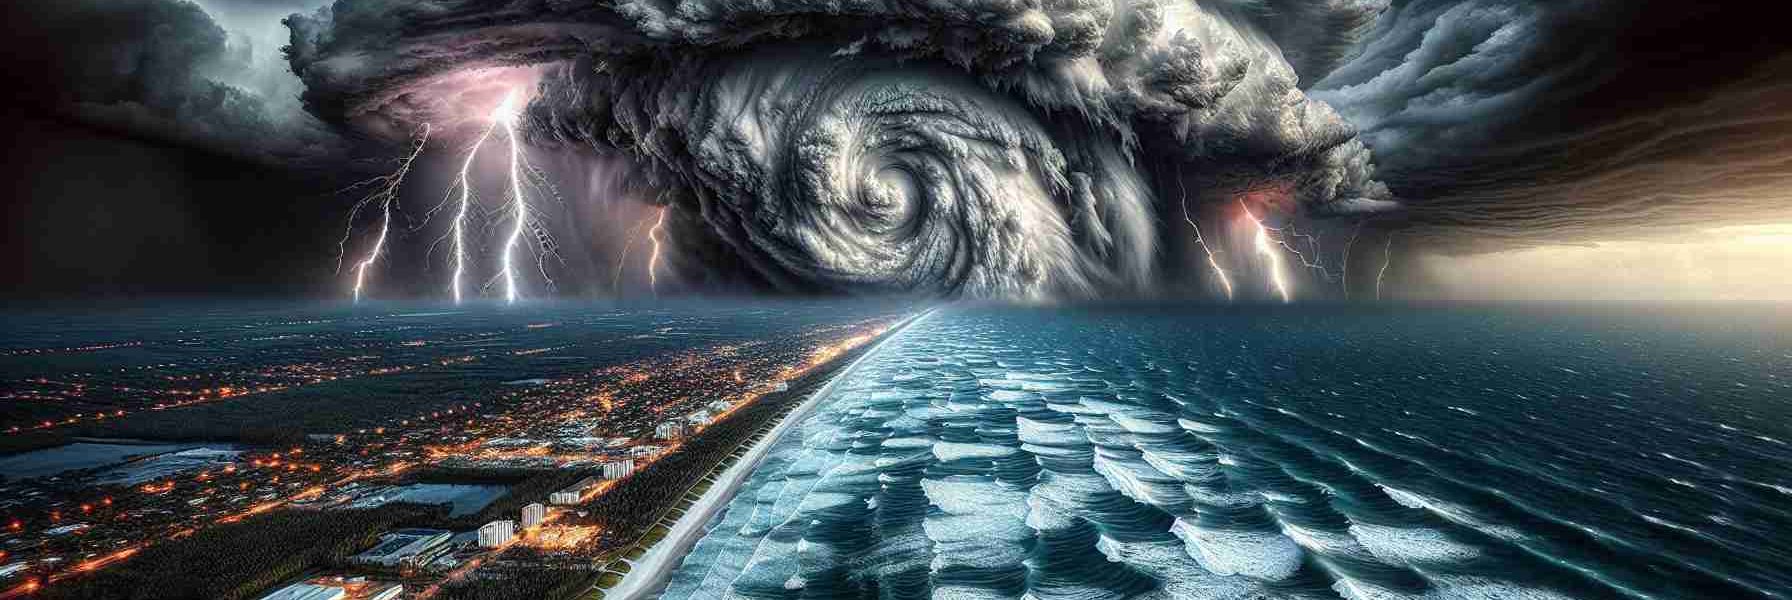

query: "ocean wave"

left=1171, top=519, right=1306, bottom=581
left=659, top=309, right=1786, bottom=599
left=1349, top=523, right=1483, bottom=565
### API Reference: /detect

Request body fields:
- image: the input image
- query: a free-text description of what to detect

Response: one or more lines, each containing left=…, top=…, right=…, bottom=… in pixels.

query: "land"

left=0, top=303, right=912, bottom=599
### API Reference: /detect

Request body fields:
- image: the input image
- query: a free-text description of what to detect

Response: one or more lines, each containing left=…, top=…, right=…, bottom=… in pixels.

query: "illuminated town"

left=0, top=303, right=913, bottom=599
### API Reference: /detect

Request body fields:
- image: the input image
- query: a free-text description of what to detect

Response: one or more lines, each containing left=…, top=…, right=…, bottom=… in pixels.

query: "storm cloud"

left=12, top=0, right=1781, bottom=298
left=1311, top=0, right=1792, bottom=251
left=0, top=0, right=342, bottom=164
left=284, top=0, right=1406, bottom=297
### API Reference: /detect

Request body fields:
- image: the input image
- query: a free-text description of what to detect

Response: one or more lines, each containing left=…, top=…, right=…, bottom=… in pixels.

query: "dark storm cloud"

left=0, top=0, right=342, bottom=164
left=283, top=0, right=642, bottom=131
left=1311, top=0, right=1792, bottom=250
left=287, top=0, right=1400, bottom=298
left=21, top=0, right=1771, bottom=297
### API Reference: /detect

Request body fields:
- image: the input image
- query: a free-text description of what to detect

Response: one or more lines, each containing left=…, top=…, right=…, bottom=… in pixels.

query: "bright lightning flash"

left=345, top=124, right=431, bottom=303
left=610, top=217, right=649, bottom=295
left=646, top=207, right=668, bottom=295
left=1269, top=223, right=1340, bottom=281
left=448, top=120, right=499, bottom=304
left=1239, top=200, right=1292, bottom=303
left=1341, top=220, right=1365, bottom=298
left=1376, top=236, right=1394, bottom=301
left=495, top=92, right=530, bottom=305
left=1177, top=168, right=1233, bottom=300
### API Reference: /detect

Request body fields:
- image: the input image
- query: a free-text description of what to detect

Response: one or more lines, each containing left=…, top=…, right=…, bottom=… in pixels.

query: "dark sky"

left=2, top=0, right=1789, bottom=299
left=0, top=109, right=344, bottom=299
left=1308, top=0, right=1792, bottom=251
left=0, top=0, right=351, bottom=299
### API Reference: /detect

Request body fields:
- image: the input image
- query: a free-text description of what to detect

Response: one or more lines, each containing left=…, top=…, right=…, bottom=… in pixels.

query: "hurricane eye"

left=863, top=165, right=923, bottom=234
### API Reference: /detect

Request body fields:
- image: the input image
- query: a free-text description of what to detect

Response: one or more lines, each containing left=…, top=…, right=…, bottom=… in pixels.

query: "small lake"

left=95, top=446, right=242, bottom=485
left=0, top=441, right=235, bottom=480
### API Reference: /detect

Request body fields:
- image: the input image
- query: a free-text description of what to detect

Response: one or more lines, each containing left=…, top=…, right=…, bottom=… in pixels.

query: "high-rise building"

left=628, top=445, right=661, bottom=458
left=521, top=503, right=546, bottom=529
left=600, top=458, right=635, bottom=480
left=478, top=520, right=515, bottom=548
left=549, top=476, right=601, bottom=505
left=655, top=420, right=689, bottom=440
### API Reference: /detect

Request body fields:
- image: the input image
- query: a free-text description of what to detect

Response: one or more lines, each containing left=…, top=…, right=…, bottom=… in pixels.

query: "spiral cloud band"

left=7, top=0, right=1780, bottom=298
left=284, top=0, right=1397, bottom=298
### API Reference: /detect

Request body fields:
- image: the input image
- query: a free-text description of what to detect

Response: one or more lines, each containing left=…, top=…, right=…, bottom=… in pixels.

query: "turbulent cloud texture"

left=1, top=0, right=341, bottom=164
left=1311, top=0, right=1792, bottom=251
left=15, top=0, right=1778, bottom=298
left=286, top=0, right=1398, bottom=298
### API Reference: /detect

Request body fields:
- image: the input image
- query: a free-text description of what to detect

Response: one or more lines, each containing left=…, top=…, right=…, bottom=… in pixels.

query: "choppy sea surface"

left=659, top=305, right=1792, bottom=600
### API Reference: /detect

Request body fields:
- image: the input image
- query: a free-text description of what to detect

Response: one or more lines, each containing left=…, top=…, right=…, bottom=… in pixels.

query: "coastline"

left=599, top=307, right=934, bottom=600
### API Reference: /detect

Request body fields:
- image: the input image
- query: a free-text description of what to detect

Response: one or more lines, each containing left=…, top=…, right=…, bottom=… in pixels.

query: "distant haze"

left=1414, top=224, right=1792, bottom=302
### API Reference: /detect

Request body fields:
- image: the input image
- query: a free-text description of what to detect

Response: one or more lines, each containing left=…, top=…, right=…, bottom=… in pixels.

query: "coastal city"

left=0, top=303, right=912, bottom=599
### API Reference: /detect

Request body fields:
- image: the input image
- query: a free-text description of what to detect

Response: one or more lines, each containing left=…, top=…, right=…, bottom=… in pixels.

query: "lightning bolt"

left=1176, top=166, right=1234, bottom=300
left=343, top=124, right=430, bottom=303
left=493, top=92, right=531, bottom=305
left=1262, top=222, right=1342, bottom=282
left=1239, top=200, right=1292, bottom=303
left=610, top=217, right=649, bottom=296
left=646, top=206, right=668, bottom=296
left=1221, top=179, right=1340, bottom=298
left=524, top=162, right=565, bottom=297
left=1375, top=236, right=1394, bottom=301
left=447, top=120, right=500, bottom=304
left=471, top=91, right=570, bottom=305
left=1341, top=220, right=1366, bottom=298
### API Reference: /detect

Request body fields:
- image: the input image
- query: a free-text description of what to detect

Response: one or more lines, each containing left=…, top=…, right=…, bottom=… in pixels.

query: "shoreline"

left=599, top=307, right=933, bottom=600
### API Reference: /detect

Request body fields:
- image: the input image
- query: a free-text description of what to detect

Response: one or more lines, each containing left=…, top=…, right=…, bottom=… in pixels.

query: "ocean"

left=658, top=304, right=1792, bottom=599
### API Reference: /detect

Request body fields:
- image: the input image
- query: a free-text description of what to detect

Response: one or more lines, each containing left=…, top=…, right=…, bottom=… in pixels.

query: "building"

left=549, top=476, right=601, bottom=505
left=600, top=458, right=635, bottom=480
left=686, top=411, right=714, bottom=427
left=774, top=382, right=790, bottom=392
left=706, top=399, right=733, bottom=414
left=364, top=584, right=404, bottom=600
left=521, top=503, right=546, bottom=528
left=478, top=520, right=516, bottom=548
left=483, top=437, right=537, bottom=448
left=257, top=578, right=403, bottom=600
left=350, top=529, right=453, bottom=568
left=44, top=523, right=89, bottom=536
left=628, top=445, right=662, bottom=458
left=655, top=420, right=689, bottom=440
left=257, top=583, right=346, bottom=600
